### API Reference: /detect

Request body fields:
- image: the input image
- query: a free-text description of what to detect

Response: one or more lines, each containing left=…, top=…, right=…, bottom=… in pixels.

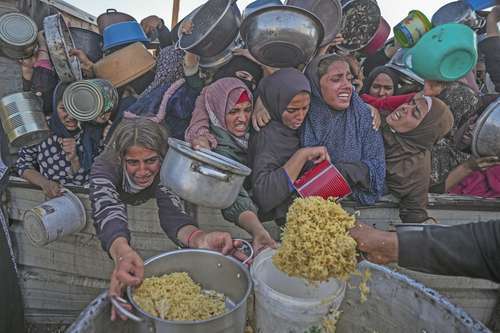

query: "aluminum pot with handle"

left=110, top=247, right=253, bottom=333
left=161, top=138, right=251, bottom=209
left=96, top=8, right=136, bottom=35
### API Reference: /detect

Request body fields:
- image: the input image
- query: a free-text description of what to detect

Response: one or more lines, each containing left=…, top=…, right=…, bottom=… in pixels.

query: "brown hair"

left=105, top=117, right=168, bottom=160
left=317, top=55, right=349, bottom=80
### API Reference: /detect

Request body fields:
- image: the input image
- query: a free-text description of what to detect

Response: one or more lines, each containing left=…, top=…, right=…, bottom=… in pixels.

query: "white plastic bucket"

left=250, top=248, right=346, bottom=333
left=23, top=189, right=86, bottom=246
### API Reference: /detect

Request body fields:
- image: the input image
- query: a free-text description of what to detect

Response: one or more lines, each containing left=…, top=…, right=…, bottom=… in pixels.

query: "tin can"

left=0, top=12, right=38, bottom=59
left=394, top=10, right=432, bottom=48
left=63, top=79, right=118, bottom=121
left=23, top=189, right=86, bottom=246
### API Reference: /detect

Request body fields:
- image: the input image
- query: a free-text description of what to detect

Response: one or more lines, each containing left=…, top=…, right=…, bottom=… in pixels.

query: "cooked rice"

left=273, top=197, right=357, bottom=282
left=133, top=272, right=226, bottom=321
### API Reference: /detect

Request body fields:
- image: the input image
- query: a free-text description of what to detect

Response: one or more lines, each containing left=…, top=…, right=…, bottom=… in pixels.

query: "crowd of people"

left=5, top=0, right=500, bottom=326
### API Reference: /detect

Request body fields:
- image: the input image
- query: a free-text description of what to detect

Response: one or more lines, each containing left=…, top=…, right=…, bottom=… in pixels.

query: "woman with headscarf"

left=184, top=78, right=276, bottom=252
left=383, top=94, right=453, bottom=223
left=249, top=68, right=329, bottom=225
left=302, top=54, right=386, bottom=205
left=16, top=83, right=89, bottom=197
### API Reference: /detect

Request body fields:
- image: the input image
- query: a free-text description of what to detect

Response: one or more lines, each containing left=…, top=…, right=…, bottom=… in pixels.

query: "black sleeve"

left=157, top=25, right=173, bottom=48
left=479, top=36, right=500, bottom=93
left=398, top=221, right=500, bottom=283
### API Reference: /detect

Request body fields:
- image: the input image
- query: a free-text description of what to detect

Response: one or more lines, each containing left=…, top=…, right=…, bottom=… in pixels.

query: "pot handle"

left=234, top=238, right=254, bottom=265
left=109, top=295, right=144, bottom=322
left=106, top=9, right=118, bottom=13
left=194, top=165, right=230, bottom=182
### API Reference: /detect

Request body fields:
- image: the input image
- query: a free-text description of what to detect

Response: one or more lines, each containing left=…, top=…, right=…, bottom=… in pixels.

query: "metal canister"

left=0, top=92, right=49, bottom=147
left=63, top=79, right=118, bottom=121
left=393, top=10, right=432, bottom=48
left=0, top=12, right=38, bottom=59
left=23, top=189, right=86, bottom=246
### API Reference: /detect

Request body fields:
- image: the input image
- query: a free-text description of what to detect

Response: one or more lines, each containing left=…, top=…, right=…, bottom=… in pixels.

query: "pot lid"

left=0, top=12, right=37, bottom=47
left=168, top=138, right=251, bottom=176
left=472, top=97, right=500, bottom=157
left=63, top=81, right=103, bottom=121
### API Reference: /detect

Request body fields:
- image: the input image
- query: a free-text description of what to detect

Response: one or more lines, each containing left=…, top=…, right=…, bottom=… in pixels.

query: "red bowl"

left=294, top=160, right=352, bottom=200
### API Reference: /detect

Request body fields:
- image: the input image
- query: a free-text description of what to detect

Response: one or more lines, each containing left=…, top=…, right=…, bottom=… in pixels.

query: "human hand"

left=191, top=231, right=248, bottom=262
left=369, top=105, right=381, bottom=130
left=252, top=97, right=271, bottom=131
left=140, top=15, right=163, bottom=34
left=191, top=136, right=212, bottom=150
left=302, top=146, right=331, bottom=164
left=184, top=51, right=199, bottom=68
left=180, top=19, right=193, bottom=35
left=60, top=138, right=78, bottom=162
left=18, top=55, right=37, bottom=81
left=41, top=180, right=63, bottom=198
left=349, top=223, right=399, bottom=265
left=252, top=230, right=277, bottom=256
left=69, top=48, right=94, bottom=77
left=318, top=34, right=345, bottom=55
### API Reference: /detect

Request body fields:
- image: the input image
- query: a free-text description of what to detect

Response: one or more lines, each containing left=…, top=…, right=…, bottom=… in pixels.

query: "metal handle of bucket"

left=194, top=164, right=230, bottom=182
left=109, top=295, right=144, bottom=322
left=234, top=238, right=254, bottom=265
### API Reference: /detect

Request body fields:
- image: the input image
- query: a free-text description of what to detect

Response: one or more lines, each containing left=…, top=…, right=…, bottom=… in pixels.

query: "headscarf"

left=383, top=97, right=454, bottom=223
left=140, top=45, right=184, bottom=97
left=248, top=68, right=311, bottom=220
left=48, top=82, right=73, bottom=138
left=361, top=66, right=400, bottom=96
left=301, top=54, right=386, bottom=205
left=213, top=55, right=263, bottom=91
left=186, top=78, right=253, bottom=149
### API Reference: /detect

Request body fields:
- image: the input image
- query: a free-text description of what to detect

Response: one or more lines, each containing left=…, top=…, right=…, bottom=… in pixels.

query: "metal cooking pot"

left=111, top=249, right=252, bottom=333
left=240, top=5, right=324, bottom=68
left=0, top=12, right=38, bottom=59
left=360, top=16, right=390, bottom=56
left=178, top=0, right=241, bottom=57
left=43, top=13, right=82, bottom=82
left=161, top=138, right=251, bottom=209
left=285, top=0, right=342, bottom=47
left=338, top=0, right=381, bottom=52
left=432, top=1, right=486, bottom=30
left=0, top=92, right=49, bottom=147
left=69, top=27, right=103, bottom=63
left=199, top=36, right=244, bottom=70
left=472, top=97, right=500, bottom=157
left=96, top=9, right=136, bottom=35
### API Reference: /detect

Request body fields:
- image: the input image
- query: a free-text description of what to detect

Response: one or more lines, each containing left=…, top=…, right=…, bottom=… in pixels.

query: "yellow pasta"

left=133, top=272, right=226, bottom=321
left=273, top=197, right=358, bottom=282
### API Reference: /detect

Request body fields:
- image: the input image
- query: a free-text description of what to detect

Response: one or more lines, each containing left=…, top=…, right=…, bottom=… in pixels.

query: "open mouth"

left=391, top=111, right=402, bottom=121
left=338, top=91, right=351, bottom=102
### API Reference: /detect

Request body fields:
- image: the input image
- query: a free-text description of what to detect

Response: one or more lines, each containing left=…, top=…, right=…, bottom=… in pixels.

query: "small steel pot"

left=472, top=97, right=500, bottom=157
left=69, top=27, right=103, bottom=62
left=360, top=16, right=390, bottom=56
left=338, top=0, right=381, bottom=52
left=111, top=248, right=252, bottom=333
left=96, top=9, right=136, bottom=35
left=0, top=12, right=37, bottom=59
left=161, top=138, right=251, bottom=209
left=178, top=0, right=241, bottom=57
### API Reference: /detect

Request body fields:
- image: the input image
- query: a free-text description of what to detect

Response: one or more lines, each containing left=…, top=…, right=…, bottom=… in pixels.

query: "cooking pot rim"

left=178, top=0, right=234, bottom=51
left=126, top=248, right=252, bottom=324
left=168, top=138, right=251, bottom=176
left=472, top=97, right=500, bottom=157
left=337, top=0, right=381, bottom=52
left=432, top=1, right=474, bottom=26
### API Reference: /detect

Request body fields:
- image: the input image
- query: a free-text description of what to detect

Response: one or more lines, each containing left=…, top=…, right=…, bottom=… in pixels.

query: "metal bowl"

left=472, top=97, right=500, bottom=157
left=338, top=0, right=381, bottom=52
left=285, top=0, right=342, bottom=46
left=432, top=1, right=485, bottom=30
left=240, top=5, right=324, bottom=68
left=199, top=36, right=244, bottom=70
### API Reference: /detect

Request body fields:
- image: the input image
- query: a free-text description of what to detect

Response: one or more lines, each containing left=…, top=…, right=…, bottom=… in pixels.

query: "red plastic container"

left=294, top=160, right=352, bottom=200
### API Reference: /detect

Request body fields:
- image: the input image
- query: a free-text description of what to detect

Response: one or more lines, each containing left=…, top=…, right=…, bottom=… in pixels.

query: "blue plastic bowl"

left=465, top=0, right=496, bottom=10
left=102, top=21, right=149, bottom=51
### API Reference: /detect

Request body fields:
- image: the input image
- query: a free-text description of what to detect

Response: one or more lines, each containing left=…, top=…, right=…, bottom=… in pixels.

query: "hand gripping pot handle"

left=109, top=240, right=253, bottom=322
left=193, top=164, right=230, bottom=182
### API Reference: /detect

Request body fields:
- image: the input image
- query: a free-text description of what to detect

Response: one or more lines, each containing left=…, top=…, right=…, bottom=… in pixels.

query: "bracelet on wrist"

left=187, top=229, right=204, bottom=248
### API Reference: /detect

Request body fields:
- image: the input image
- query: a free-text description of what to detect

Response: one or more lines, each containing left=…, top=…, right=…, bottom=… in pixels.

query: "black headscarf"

left=213, top=55, right=263, bottom=91
left=362, top=66, right=400, bottom=96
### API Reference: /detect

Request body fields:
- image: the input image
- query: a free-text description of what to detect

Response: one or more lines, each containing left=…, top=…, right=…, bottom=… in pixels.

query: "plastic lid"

left=0, top=12, right=37, bottom=46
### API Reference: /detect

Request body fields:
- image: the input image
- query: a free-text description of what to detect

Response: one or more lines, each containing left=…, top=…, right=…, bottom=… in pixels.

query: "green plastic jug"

left=405, top=23, right=478, bottom=81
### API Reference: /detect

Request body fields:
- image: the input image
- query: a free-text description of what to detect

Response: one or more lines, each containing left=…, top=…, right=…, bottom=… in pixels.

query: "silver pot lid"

left=472, top=97, right=500, bottom=157
left=63, top=81, right=104, bottom=121
left=168, top=138, right=251, bottom=176
left=0, top=12, right=37, bottom=47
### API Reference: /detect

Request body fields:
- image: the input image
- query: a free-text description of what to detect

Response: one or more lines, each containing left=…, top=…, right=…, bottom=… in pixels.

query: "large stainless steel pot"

left=178, top=0, right=241, bottom=57
left=240, top=5, right=324, bottom=68
left=161, top=138, right=251, bottom=209
left=0, top=92, right=49, bottom=147
left=0, top=12, right=38, bottom=59
left=285, top=0, right=342, bottom=46
left=111, top=249, right=252, bottom=333
left=472, top=97, right=500, bottom=157
left=43, top=13, right=82, bottom=82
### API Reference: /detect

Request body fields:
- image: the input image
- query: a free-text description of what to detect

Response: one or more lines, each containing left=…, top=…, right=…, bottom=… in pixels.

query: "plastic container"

left=102, top=21, right=148, bottom=51
left=394, top=10, right=432, bottom=48
left=23, top=189, right=86, bottom=246
left=465, top=0, right=496, bottom=10
left=294, top=160, right=352, bottom=200
left=406, top=23, right=478, bottom=81
left=250, top=249, right=346, bottom=333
